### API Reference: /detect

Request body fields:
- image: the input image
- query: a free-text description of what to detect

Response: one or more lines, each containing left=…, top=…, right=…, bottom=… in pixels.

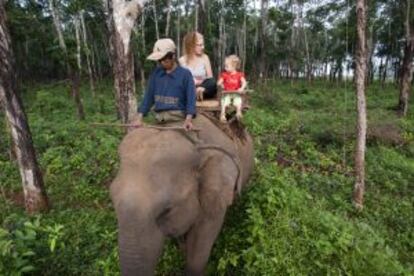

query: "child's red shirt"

left=220, top=71, right=245, bottom=91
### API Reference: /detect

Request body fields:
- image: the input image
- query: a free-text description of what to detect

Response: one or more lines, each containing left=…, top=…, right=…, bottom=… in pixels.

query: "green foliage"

left=0, top=220, right=38, bottom=275
left=0, top=80, right=413, bottom=274
left=214, top=165, right=407, bottom=275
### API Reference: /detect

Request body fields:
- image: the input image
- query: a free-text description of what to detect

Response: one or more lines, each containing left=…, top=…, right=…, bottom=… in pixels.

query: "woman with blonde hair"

left=179, top=31, right=217, bottom=100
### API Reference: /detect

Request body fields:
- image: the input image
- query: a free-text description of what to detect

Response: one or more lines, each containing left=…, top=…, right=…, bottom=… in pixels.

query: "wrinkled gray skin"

left=110, top=114, right=254, bottom=275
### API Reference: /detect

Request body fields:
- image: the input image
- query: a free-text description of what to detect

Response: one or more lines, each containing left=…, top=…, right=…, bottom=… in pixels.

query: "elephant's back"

left=194, top=114, right=238, bottom=150
left=119, top=128, right=198, bottom=166
left=195, top=113, right=255, bottom=185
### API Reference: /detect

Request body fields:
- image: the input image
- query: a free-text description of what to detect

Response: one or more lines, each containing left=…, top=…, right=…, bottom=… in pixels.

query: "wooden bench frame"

left=196, top=89, right=253, bottom=112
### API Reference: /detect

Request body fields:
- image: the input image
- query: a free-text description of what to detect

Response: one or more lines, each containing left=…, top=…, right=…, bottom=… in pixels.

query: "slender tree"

left=196, top=0, right=206, bottom=34
left=109, top=0, right=149, bottom=124
left=74, top=15, right=82, bottom=71
left=217, top=0, right=225, bottom=74
left=176, top=3, right=181, bottom=57
left=194, top=0, right=199, bottom=31
left=48, top=0, right=67, bottom=55
left=353, top=0, right=368, bottom=210
left=153, top=0, right=160, bottom=40
left=242, top=0, right=247, bottom=72
left=0, top=3, right=49, bottom=213
left=80, top=10, right=97, bottom=97
left=397, top=0, right=414, bottom=116
left=258, top=0, right=269, bottom=78
left=165, top=0, right=172, bottom=37
left=48, top=0, right=85, bottom=120
left=140, top=12, right=146, bottom=90
left=298, top=1, right=311, bottom=83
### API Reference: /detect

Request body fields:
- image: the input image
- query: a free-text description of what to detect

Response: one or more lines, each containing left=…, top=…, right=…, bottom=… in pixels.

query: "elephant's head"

left=110, top=115, right=254, bottom=275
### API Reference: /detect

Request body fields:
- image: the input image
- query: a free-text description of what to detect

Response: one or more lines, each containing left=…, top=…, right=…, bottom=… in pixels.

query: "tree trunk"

left=394, top=58, right=399, bottom=84
left=152, top=0, right=160, bottom=40
left=365, top=24, right=375, bottom=86
left=381, top=55, right=389, bottom=88
left=217, top=0, right=225, bottom=74
left=184, top=0, right=190, bottom=32
left=80, top=10, right=97, bottom=96
left=164, top=0, right=172, bottom=37
left=93, top=40, right=103, bottom=80
left=111, top=0, right=148, bottom=124
left=140, top=13, right=146, bottom=91
left=242, top=0, right=247, bottom=72
left=70, top=70, right=85, bottom=120
left=258, top=0, right=269, bottom=78
left=48, top=0, right=67, bottom=55
left=195, top=0, right=199, bottom=31
left=103, top=0, right=115, bottom=68
left=298, top=1, right=311, bottom=83
left=49, top=0, right=85, bottom=120
left=75, top=16, right=82, bottom=71
left=353, top=0, right=368, bottom=210
left=289, top=0, right=297, bottom=83
left=176, top=6, right=181, bottom=57
left=0, top=4, right=49, bottom=213
left=141, top=12, right=147, bottom=54
left=196, top=0, right=206, bottom=34
left=378, top=58, right=383, bottom=81
left=398, top=0, right=414, bottom=116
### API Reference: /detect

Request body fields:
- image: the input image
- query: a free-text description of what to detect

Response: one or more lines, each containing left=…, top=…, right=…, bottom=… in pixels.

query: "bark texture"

left=48, top=0, right=67, bottom=53
left=258, top=0, right=269, bottom=78
left=110, top=0, right=148, bottom=124
left=0, top=4, right=49, bottom=213
left=164, top=0, right=172, bottom=37
left=74, top=16, right=82, bottom=71
left=353, top=0, right=368, bottom=210
left=80, top=10, right=97, bottom=97
left=152, top=0, right=159, bottom=40
left=196, top=0, right=206, bottom=34
left=398, top=0, right=414, bottom=116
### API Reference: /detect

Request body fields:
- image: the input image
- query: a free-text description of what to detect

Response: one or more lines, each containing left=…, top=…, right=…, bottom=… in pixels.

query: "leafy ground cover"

left=1, top=80, right=413, bottom=275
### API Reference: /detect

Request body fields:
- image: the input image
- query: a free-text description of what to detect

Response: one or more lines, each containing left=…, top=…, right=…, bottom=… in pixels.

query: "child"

left=217, top=55, right=247, bottom=122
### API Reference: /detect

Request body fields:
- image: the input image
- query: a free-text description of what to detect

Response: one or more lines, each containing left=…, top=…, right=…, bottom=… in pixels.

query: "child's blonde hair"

left=225, top=55, right=241, bottom=70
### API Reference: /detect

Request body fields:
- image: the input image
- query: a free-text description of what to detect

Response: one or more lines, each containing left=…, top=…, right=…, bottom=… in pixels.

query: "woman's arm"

left=217, top=77, right=223, bottom=88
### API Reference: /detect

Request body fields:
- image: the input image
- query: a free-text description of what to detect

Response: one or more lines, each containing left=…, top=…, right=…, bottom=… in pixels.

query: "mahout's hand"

left=129, top=113, right=144, bottom=131
left=183, top=118, right=193, bottom=131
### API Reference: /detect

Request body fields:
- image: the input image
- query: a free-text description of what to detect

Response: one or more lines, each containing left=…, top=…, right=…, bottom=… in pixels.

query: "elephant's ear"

left=197, top=149, right=241, bottom=216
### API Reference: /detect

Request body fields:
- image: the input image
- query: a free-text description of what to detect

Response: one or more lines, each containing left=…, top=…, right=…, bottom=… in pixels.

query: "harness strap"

left=196, top=145, right=243, bottom=196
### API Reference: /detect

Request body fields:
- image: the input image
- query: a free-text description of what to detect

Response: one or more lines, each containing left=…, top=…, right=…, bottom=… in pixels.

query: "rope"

left=90, top=122, right=201, bottom=132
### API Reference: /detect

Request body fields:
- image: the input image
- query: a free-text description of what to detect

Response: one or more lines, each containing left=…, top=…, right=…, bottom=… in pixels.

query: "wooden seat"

left=196, top=99, right=221, bottom=112
left=195, top=89, right=253, bottom=112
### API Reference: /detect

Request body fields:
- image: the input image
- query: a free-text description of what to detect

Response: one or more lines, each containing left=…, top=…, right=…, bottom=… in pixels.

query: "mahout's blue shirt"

left=138, top=65, right=196, bottom=116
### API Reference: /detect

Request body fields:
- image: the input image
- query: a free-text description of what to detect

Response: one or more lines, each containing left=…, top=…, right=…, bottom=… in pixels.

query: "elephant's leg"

left=184, top=157, right=237, bottom=276
left=116, top=197, right=165, bottom=276
left=184, top=208, right=226, bottom=276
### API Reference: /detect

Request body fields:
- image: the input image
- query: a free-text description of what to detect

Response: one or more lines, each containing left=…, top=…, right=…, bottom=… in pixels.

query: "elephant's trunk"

left=116, top=198, right=165, bottom=276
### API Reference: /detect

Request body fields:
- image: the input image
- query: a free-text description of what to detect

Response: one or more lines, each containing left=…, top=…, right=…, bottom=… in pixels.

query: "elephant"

left=110, top=113, right=254, bottom=275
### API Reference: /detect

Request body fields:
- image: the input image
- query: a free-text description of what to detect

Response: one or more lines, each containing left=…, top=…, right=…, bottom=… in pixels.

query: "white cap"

left=147, top=38, right=176, bottom=60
